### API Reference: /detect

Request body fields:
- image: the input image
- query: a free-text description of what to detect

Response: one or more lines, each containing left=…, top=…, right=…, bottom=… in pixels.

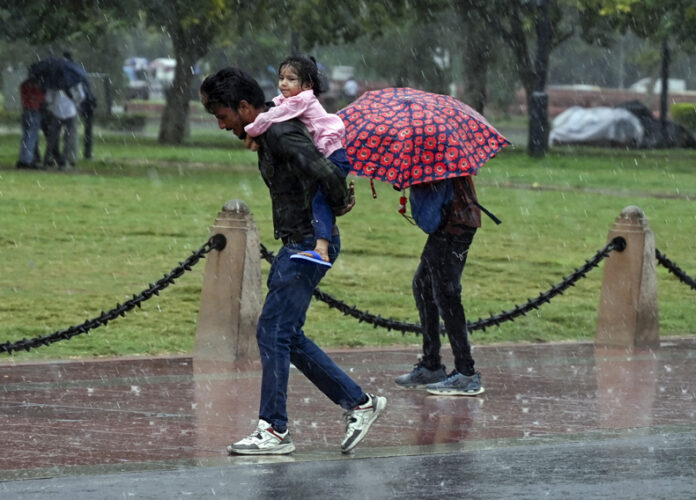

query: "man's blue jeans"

left=18, top=109, right=41, bottom=165
left=257, top=234, right=365, bottom=432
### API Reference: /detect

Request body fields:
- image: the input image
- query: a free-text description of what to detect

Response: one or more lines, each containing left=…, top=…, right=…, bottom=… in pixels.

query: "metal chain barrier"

left=656, top=249, right=696, bottom=291
left=261, top=236, right=627, bottom=335
left=5, top=234, right=691, bottom=355
left=0, top=234, right=227, bottom=355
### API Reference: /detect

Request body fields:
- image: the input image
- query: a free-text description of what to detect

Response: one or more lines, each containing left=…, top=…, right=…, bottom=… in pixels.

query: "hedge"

left=671, top=102, right=696, bottom=132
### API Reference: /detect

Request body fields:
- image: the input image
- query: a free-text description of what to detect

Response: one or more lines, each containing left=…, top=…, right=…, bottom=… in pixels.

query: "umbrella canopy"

left=338, top=87, right=510, bottom=190
left=29, top=57, right=89, bottom=92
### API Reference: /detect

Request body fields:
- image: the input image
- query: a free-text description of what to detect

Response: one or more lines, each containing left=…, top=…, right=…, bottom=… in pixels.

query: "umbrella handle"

left=370, top=179, right=377, bottom=199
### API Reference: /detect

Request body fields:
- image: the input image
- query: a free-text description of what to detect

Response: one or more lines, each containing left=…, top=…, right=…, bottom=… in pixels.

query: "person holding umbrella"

left=337, top=87, right=510, bottom=395
left=199, top=67, right=386, bottom=455
left=29, top=54, right=88, bottom=169
left=43, top=81, right=84, bottom=169
left=395, top=176, right=485, bottom=395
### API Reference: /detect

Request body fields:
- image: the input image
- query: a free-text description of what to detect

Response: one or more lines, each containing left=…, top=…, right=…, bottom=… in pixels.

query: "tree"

left=0, top=1, right=135, bottom=114
left=139, top=0, right=404, bottom=144
left=579, top=0, right=696, bottom=142
left=343, top=13, right=455, bottom=95
left=401, top=1, right=575, bottom=156
left=0, top=1, right=125, bottom=44
left=465, top=0, right=575, bottom=157
left=137, top=1, right=258, bottom=145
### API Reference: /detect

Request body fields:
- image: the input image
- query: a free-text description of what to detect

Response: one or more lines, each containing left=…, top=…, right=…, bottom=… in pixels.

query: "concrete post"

left=194, top=200, right=262, bottom=362
left=596, top=206, right=659, bottom=348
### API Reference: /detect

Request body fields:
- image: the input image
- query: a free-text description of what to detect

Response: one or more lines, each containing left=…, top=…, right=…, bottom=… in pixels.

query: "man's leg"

left=227, top=244, right=316, bottom=456
left=414, top=235, right=445, bottom=369
left=63, top=117, right=78, bottom=166
left=43, top=114, right=62, bottom=167
left=18, top=110, right=40, bottom=167
left=430, top=230, right=476, bottom=376
left=394, top=235, right=448, bottom=388
left=255, top=243, right=322, bottom=432
left=425, top=229, right=484, bottom=396
left=82, top=109, right=93, bottom=159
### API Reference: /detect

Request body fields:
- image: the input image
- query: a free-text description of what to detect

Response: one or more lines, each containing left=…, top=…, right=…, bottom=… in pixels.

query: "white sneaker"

left=341, top=393, right=387, bottom=454
left=227, top=420, right=296, bottom=455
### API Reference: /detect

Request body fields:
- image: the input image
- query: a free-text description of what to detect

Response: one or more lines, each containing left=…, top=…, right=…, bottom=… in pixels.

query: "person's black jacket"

left=255, top=118, right=350, bottom=241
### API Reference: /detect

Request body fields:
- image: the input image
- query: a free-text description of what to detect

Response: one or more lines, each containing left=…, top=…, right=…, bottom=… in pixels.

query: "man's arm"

left=265, top=121, right=350, bottom=214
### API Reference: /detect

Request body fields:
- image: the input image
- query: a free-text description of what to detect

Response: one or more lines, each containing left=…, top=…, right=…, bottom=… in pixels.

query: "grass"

left=1, top=126, right=695, bottom=362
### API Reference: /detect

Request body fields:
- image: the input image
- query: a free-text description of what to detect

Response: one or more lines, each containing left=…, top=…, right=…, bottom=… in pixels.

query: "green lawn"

left=1, top=129, right=695, bottom=361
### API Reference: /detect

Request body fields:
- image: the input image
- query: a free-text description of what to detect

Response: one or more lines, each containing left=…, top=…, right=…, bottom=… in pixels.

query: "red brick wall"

left=516, top=87, right=696, bottom=117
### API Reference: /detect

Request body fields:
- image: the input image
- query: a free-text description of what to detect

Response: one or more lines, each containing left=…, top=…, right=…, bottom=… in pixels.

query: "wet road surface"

left=1, top=338, right=694, bottom=498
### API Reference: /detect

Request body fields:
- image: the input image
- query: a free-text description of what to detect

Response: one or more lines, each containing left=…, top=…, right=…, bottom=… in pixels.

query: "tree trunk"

left=158, top=29, right=205, bottom=145
left=659, top=36, right=670, bottom=143
left=527, top=0, right=551, bottom=158
left=459, top=7, right=492, bottom=113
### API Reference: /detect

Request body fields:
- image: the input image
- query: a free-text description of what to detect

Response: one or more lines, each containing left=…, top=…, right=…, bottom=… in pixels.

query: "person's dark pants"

left=43, top=113, right=64, bottom=167
left=81, top=108, right=94, bottom=159
left=257, top=234, right=365, bottom=432
left=413, top=227, right=477, bottom=376
left=18, top=109, right=42, bottom=166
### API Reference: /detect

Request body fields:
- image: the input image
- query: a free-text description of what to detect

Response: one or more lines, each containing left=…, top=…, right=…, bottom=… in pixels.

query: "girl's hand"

left=244, top=135, right=259, bottom=152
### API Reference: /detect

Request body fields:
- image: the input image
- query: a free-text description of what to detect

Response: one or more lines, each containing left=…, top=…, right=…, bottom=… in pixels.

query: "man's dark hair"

left=200, top=67, right=266, bottom=113
left=278, top=55, right=328, bottom=96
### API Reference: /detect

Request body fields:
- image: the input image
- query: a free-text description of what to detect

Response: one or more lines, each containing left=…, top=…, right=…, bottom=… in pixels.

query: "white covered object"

left=549, top=106, right=644, bottom=146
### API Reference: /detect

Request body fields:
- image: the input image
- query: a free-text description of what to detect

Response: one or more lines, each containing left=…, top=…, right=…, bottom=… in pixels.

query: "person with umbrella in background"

left=16, top=73, right=45, bottom=169
left=64, top=52, right=97, bottom=160
left=30, top=53, right=88, bottom=169
left=338, top=87, right=509, bottom=395
left=43, top=78, right=84, bottom=169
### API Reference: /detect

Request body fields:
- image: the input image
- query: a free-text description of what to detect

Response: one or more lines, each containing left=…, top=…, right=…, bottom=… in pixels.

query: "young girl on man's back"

left=244, top=55, right=352, bottom=267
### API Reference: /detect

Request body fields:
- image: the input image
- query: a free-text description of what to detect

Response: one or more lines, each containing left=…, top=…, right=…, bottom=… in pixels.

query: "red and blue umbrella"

left=338, top=87, right=510, bottom=190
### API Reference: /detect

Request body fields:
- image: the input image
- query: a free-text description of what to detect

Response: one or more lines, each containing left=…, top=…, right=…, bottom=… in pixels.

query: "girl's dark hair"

left=200, top=67, right=266, bottom=113
left=278, top=55, right=328, bottom=96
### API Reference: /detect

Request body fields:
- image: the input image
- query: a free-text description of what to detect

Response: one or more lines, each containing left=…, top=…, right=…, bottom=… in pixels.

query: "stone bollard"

left=596, top=206, right=659, bottom=348
left=194, top=200, right=262, bottom=362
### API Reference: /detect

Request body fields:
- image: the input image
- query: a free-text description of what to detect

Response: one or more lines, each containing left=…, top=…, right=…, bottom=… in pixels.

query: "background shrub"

left=671, top=103, right=696, bottom=132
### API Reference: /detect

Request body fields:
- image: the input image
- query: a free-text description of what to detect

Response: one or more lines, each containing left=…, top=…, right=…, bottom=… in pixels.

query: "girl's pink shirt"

left=244, top=89, right=345, bottom=157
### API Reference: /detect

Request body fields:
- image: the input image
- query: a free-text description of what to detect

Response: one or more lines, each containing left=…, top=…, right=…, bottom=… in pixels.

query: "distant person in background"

left=43, top=82, right=84, bottom=169
left=65, top=51, right=97, bottom=159
left=43, top=51, right=85, bottom=170
left=343, top=78, right=359, bottom=100
left=80, top=84, right=97, bottom=159
left=16, top=75, right=45, bottom=169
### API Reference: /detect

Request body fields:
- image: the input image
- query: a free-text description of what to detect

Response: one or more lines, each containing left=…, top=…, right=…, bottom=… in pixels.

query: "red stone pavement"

left=1, top=338, right=694, bottom=478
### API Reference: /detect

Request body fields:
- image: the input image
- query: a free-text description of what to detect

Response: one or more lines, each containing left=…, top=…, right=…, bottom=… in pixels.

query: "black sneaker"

left=426, top=371, right=485, bottom=396
left=395, top=361, right=447, bottom=388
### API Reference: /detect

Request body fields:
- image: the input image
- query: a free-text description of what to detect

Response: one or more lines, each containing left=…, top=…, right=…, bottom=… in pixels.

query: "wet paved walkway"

left=1, top=338, right=695, bottom=498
